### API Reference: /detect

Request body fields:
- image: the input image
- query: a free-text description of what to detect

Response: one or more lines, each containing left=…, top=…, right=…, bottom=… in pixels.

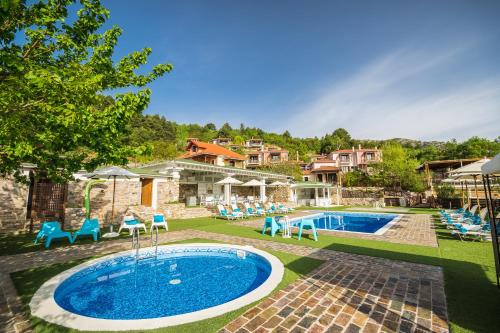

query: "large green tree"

left=320, top=128, right=353, bottom=154
left=0, top=0, right=172, bottom=182
left=372, top=142, right=424, bottom=192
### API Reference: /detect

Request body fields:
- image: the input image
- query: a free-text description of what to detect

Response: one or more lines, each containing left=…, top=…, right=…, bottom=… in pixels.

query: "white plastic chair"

left=118, top=215, right=146, bottom=235
left=151, top=213, right=168, bottom=232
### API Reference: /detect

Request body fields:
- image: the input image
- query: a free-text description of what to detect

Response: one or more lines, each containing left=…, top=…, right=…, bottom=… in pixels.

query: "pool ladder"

left=131, top=225, right=159, bottom=261
left=325, top=215, right=344, bottom=230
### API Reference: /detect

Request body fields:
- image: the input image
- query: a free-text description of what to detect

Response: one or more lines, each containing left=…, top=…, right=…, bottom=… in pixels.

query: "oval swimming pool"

left=30, top=244, right=284, bottom=331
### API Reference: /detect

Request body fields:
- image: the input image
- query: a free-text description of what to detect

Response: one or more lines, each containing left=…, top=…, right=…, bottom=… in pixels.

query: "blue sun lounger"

left=34, top=221, right=74, bottom=248
left=73, top=218, right=101, bottom=242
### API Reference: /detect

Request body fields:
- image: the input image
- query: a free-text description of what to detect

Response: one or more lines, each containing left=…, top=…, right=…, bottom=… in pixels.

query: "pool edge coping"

left=290, top=210, right=401, bottom=236
left=29, top=243, right=285, bottom=331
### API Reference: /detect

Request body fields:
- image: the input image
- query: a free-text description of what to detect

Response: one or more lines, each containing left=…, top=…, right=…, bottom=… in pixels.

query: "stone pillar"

left=152, top=179, right=159, bottom=210
left=260, top=178, right=267, bottom=203
left=225, top=183, right=231, bottom=205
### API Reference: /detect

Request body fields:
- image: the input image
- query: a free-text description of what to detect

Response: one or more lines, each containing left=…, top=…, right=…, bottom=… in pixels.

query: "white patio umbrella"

left=482, top=154, right=500, bottom=176
left=216, top=176, right=243, bottom=205
left=86, top=166, right=139, bottom=236
left=449, top=158, right=490, bottom=209
left=268, top=181, right=288, bottom=187
left=242, top=179, right=264, bottom=197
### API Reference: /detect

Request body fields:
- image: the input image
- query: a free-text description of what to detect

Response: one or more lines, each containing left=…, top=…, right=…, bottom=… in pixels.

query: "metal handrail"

left=132, top=227, right=140, bottom=261
left=150, top=225, right=159, bottom=258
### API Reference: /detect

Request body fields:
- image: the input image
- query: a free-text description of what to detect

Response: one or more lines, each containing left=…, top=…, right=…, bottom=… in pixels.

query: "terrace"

left=1, top=206, right=499, bottom=333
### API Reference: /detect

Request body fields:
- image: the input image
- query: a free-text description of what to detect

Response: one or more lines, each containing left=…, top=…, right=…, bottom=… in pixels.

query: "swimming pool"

left=30, top=244, right=284, bottom=331
left=292, top=211, right=400, bottom=235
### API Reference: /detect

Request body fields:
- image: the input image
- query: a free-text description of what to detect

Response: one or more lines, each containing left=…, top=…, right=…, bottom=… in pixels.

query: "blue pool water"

left=294, top=212, right=398, bottom=234
left=54, top=247, right=272, bottom=319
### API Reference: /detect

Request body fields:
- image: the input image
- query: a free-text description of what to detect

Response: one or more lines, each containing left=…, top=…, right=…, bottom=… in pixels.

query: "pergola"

left=291, top=182, right=336, bottom=207
left=138, top=159, right=291, bottom=204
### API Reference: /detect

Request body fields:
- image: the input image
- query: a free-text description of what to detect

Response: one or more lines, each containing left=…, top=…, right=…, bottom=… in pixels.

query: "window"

left=341, top=166, right=350, bottom=172
left=271, top=154, right=280, bottom=161
left=304, top=176, right=309, bottom=181
left=366, top=153, right=374, bottom=161
left=229, top=160, right=236, bottom=167
left=191, top=145, right=198, bottom=152
left=249, top=156, right=259, bottom=163
left=340, top=154, right=349, bottom=162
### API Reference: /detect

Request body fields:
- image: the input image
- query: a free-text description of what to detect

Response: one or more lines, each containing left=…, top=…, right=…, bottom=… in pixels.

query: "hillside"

left=126, top=114, right=500, bottom=164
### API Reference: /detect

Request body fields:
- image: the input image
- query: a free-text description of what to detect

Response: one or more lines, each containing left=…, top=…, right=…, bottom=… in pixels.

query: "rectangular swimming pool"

left=290, top=211, right=400, bottom=235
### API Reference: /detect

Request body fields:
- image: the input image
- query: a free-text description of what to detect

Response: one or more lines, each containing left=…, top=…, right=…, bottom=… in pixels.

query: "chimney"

left=358, top=144, right=361, bottom=150
left=352, top=146, right=355, bottom=152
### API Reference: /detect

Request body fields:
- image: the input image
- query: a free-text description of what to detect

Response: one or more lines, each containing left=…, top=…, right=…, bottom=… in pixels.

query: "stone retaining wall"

left=65, top=179, right=142, bottom=228
left=267, top=186, right=290, bottom=203
left=341, top=197, right=385, bottom=206
left=0, top=177, right=29, bottom=233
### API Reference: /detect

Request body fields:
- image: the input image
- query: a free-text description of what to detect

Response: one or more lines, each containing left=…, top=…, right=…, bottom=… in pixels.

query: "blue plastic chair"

left=298, top=219, right=318, bottom=241
left=73, top=218, right=101, bottom=242
left=262, top=216, right=282, bottom=237
left=34, top=221, right=74, bottom=248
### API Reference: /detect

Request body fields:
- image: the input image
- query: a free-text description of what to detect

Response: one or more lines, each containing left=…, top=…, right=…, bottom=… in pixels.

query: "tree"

left=217, top=122, right=233, bottom=138
left=233, top=135, right=245, bottom=145
left=436, top=183, right=456, bottom=200
left=344, top=169, right=373, bottom=187
left=372, top=142, right=424, bottom=192
left=0, top=0, right=172, bottom=182
left=320, top=128, right=353, bottom=153
left=205, top=123, right=217, bottom=131
left=255, top=162, right=302, bottom=181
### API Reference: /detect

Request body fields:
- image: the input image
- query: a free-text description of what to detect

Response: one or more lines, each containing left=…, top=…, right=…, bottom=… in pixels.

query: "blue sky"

left=103, top=0, right=500, bottom=141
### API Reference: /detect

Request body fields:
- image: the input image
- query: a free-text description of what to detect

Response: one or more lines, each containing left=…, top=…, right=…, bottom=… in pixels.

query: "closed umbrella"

left=86, top=166, right=139, bottom=237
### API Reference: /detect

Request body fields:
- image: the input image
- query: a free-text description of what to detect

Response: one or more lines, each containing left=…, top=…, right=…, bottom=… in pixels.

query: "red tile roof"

left=311, top=166, right=340, bottom=173
left=179, top=140, right=245, bottom=160
left=332, top=148, right=379, bottom=153
left=313, top=159, right=336, bottom=163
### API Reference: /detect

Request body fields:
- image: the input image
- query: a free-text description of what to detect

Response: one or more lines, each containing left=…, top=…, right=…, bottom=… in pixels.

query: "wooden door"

left=141, top=178, right=153, bottom=207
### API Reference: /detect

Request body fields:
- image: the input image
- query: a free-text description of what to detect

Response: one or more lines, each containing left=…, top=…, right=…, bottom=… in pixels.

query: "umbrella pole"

left=473, top=175, right=480, bottom=210
left=111, top=175, right=116, bottom=232
left=460, top=181, right=464, bottom=207
left=465, top=181, right=470, bottom=207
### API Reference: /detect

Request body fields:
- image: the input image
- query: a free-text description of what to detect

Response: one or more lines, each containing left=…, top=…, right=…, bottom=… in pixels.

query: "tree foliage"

left=372, top=142, right=424, bottom=192
left=344, top=169, right=374, bottom=187
left=436, top=183, right=457, bottom=199
left=320, top=128, right=353, bottom=154
left=0, top=0, right=172, bottom=182
left=255, top=162, right=303, bottom=181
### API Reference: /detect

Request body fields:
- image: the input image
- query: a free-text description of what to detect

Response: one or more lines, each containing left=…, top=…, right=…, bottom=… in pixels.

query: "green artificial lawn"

left=11, top=238, right=324, bottom=333
left=192, top=216, right=500, bottom=333
left=4, top=208, right=500, bottom=332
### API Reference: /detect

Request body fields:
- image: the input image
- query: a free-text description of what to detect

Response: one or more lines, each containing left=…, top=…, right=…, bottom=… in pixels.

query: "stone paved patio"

left=0, top=226, right=447, bottom=333
left=238, top=212, right=439, bottom=247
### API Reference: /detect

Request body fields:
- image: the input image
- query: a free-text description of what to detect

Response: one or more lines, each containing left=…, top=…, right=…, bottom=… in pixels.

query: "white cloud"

left=285, top=47, right=500, bottom=140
